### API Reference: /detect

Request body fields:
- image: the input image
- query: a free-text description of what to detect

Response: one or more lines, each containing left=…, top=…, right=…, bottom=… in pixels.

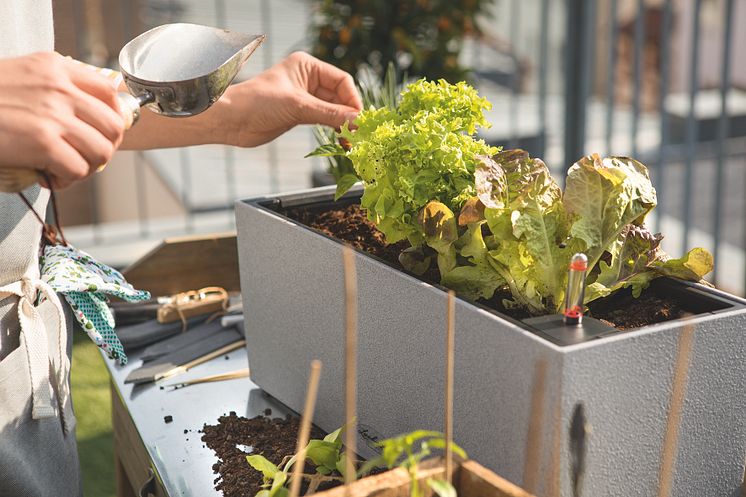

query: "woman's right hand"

left=0, top=52, right=125, bottom=189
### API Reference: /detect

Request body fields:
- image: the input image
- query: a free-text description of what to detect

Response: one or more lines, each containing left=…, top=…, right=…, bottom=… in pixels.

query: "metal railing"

left=56, top=0, right=746, bottom=295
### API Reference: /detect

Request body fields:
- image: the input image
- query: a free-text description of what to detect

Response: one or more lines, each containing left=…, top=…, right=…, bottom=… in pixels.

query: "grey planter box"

left=236, top=186, right=746, bottom=497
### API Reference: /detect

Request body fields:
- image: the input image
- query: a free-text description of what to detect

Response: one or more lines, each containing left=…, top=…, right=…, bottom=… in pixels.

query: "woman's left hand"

left=217, top=51, right=363, bottom=147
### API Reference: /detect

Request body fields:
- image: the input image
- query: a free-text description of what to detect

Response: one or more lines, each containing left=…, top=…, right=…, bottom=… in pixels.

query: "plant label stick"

left=445, top=290, right=456, bottom=485
left=342, top=245, right=358, bottom=490
left=563, top=254, right=588, bottom=325
left=657, top=323, right=695, bottom=497
left=289, top=360, right=323, bottom=497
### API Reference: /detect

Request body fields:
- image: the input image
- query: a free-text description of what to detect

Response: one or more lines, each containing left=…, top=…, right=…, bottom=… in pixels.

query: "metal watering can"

left=0, top=23, right=265, bottom=192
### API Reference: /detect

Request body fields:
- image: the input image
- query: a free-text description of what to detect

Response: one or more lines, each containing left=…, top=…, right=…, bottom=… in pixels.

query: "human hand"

left=214, top=52, right=362, bottom=147
left=0, top=52, right=125, bottom=189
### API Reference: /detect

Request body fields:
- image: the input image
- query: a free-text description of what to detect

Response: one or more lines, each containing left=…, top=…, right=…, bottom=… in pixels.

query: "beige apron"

left=0, top=186, right=81, bottom=497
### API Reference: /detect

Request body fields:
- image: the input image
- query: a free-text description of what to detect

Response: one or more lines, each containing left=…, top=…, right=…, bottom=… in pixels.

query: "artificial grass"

left=71, top=330, right=116, bottom=497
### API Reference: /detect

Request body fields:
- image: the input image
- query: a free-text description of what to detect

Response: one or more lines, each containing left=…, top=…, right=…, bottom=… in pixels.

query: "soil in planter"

left=201, top=412, right=333, bottom=497
left=285, top=204, right=689, bottom=330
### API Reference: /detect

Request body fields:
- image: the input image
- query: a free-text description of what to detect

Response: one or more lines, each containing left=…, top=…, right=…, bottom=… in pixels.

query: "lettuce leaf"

left=482, top=151, right=571, bottom=312
left=564, top=154, right=657, bottom=270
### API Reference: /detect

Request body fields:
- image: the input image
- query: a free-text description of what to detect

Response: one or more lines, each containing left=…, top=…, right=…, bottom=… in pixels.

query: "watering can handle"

left=117, top=91, right=155, bottom=129
left=0, top=91, right=153, bottom=193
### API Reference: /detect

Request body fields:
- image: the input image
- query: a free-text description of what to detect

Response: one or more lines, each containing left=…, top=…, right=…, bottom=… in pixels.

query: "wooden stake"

left=657, top=324, right=696, bottom=497
left=342, top=246, right=358, bottom=491
left=163, top=368, right=250, bottom=390
left=445, top=291, right=456, bottom=485
left=289, top=360, right=323, bottom=497
left=545, top=381, right=563, bottom=497
left=522, top=359, right=547, bottom=494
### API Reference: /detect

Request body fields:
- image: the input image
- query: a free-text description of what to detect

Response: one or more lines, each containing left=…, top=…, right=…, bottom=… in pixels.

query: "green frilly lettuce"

left=310, top=78, right=498, bottom=245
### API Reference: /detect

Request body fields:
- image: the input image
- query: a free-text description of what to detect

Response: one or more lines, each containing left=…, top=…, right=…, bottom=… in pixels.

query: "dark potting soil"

left=290, top=203, right=410, bottom=263
left=201, top=412, right=328, bottom=497
left=285, top=204, right=688, bottom=331
left=587, top=289, right=688, bottom=330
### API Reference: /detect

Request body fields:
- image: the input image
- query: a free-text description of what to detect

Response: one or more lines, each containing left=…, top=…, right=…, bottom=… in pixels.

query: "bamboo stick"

left=522, top=359, right=548, bottom=494
left=342, top=245, right=358, bottom=491
left=657, top=324, right=696, bottom=497
left=289, top=360, right=323, bottom=497
left=156, top=339, right=246, bottom=382
left=545, top=380, right=563, bottom=497
left=445, top=291, right=456, bottom=485
left=163, top=368, right=249, bottom=390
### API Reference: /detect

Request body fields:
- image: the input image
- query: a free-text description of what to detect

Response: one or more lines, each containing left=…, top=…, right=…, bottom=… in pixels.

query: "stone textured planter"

left=236, top=186, right=746, bottom=497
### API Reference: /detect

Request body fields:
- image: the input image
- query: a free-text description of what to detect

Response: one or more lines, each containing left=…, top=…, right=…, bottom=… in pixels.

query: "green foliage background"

left=309, top=0, right=494, bottom=82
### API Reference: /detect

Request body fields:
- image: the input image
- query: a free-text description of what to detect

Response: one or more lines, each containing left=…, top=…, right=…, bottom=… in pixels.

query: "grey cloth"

left=0, top=295, right=81, bottom=497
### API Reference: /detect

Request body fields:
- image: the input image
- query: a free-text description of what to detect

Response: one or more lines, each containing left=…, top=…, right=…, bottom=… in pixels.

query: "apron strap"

left=0, top=278, right=72, bottom=434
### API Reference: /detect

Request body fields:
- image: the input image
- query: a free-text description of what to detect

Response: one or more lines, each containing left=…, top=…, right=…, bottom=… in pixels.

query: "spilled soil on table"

left=202, top=411, right=328, bottom=497
left=286, top=203, right=689, bottom=331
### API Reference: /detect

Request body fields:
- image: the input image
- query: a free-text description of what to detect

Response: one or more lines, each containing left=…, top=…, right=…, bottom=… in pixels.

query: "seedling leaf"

left=427, top=478, right=457, bottom=497
left=305, top=440, right=341, bottom=469
left=425, top=439, right=467, bottom=459
left=323, top=426, right=344, bottom=444
left=334, top=174, right=359, bottom=200
left=269, top=471, right=287, bottom=497
left=247, top=455, right=280, bottom=480
left=305, top=143, right=346, bottom=158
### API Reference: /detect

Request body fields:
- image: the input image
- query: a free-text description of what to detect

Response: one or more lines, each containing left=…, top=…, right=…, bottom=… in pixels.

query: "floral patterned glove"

left=41, top=244, right=150, bottom=365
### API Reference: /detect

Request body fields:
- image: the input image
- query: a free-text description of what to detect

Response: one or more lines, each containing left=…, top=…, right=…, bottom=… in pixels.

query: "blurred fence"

left=54, top=0, right=746, bottom=295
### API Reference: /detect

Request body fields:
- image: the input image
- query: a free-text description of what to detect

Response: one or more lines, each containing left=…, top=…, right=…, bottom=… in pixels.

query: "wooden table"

left=105, top=344, right=293, bottom=496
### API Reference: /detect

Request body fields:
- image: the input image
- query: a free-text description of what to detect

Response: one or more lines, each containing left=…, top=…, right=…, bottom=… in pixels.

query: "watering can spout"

left=232, top=33, right=267, bottom=66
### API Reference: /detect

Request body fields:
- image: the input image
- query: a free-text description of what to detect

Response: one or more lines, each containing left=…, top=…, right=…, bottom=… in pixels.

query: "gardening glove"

left=40, top=244, right=150, bottom=365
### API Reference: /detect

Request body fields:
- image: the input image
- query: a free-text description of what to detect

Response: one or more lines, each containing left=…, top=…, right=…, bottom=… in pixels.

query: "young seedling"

left=247, top=422, right=363, bottom=497
left=358, top=431, right=466, bottom=497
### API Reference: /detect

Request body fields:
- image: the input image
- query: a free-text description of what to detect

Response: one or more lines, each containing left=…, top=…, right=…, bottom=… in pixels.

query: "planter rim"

left=236, top=185, right=746, bottom=350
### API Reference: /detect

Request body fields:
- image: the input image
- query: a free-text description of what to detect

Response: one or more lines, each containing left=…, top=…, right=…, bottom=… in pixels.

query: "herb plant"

left=308, top=80, right=713, bottom=315
left=359, top=430, right=466, bottom=497
left=247, top=426, right=348, bottom=497
left=246, top=428, right=464, bottom=497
